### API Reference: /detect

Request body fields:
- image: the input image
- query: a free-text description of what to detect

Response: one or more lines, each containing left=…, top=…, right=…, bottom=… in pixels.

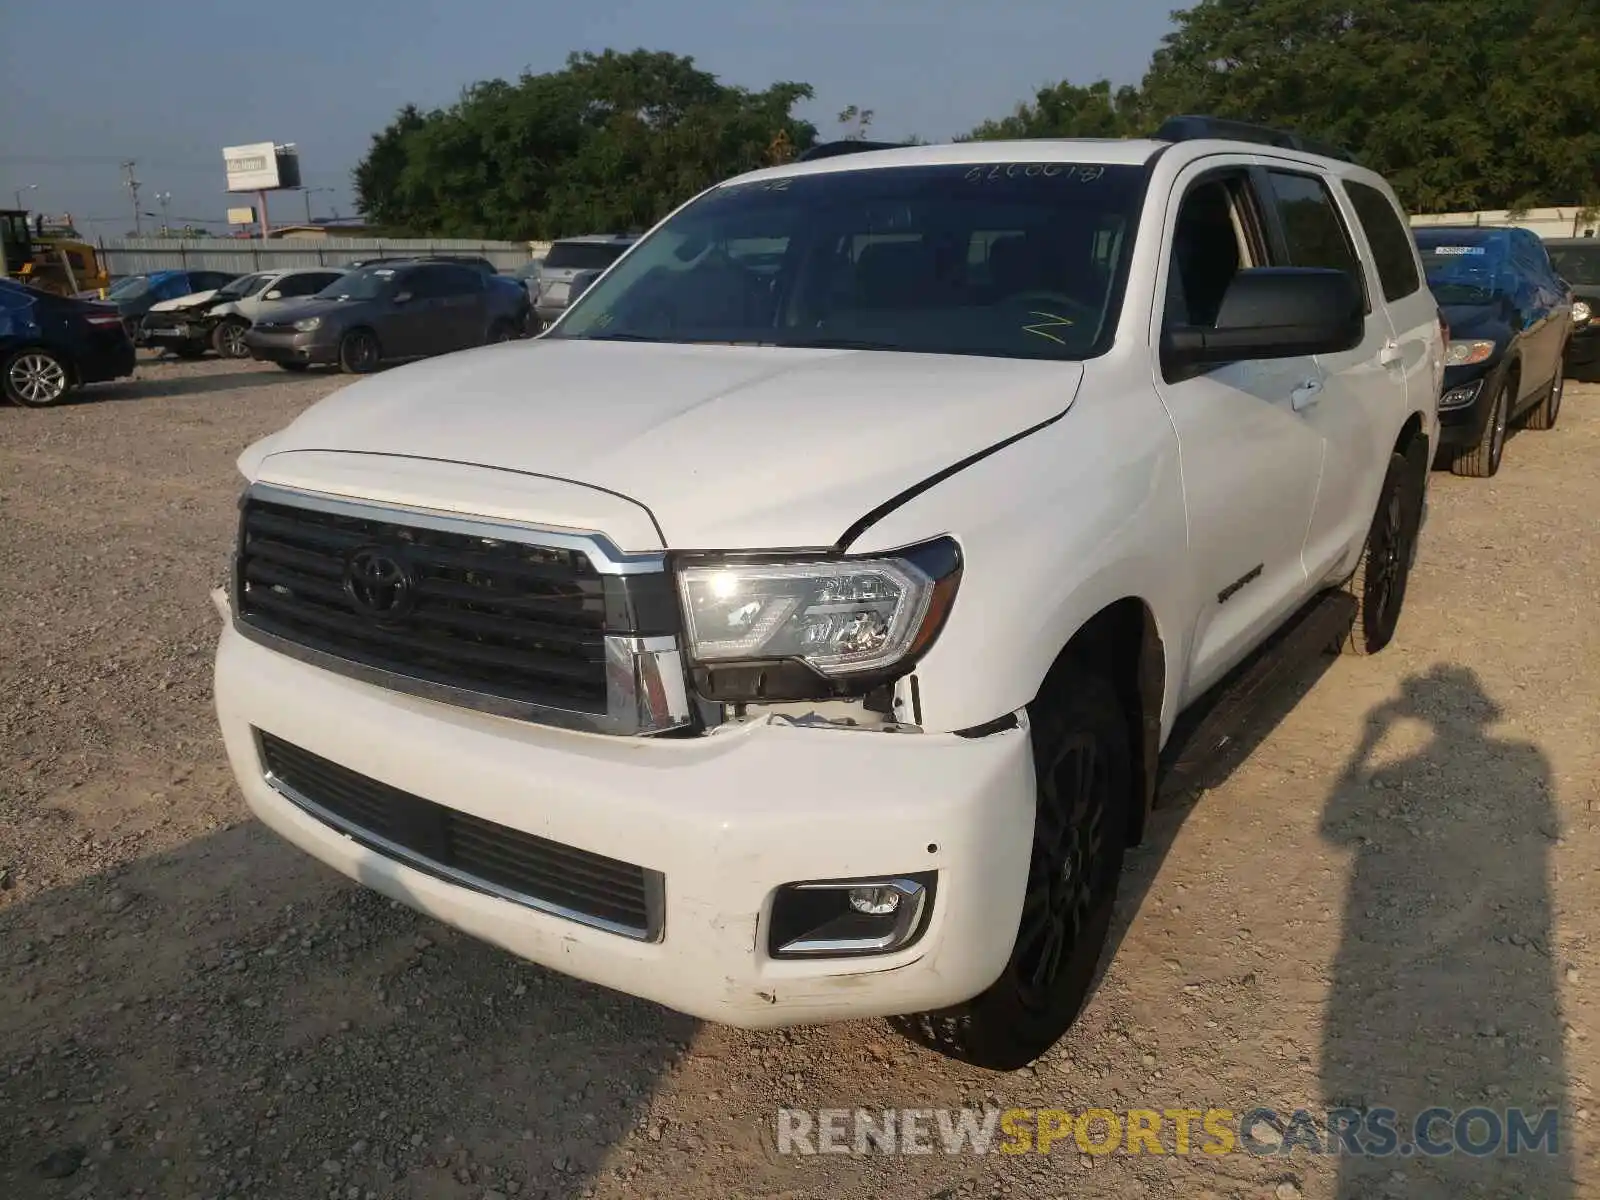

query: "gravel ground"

left=1, top=354, right=1598, bottom=1200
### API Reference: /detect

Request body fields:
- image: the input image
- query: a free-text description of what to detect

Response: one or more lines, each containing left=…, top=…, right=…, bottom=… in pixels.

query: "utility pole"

left=302, top=187, right=334, bottom=224
left=155, top=191, right=172, bottom=235
left=122, top=161, right=142, bottom=236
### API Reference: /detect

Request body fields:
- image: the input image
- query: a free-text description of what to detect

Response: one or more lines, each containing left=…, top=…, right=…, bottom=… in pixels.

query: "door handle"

left=1379, top=339, right=1403, bottom=368
left=1291, top=379, right=1323, bottom=411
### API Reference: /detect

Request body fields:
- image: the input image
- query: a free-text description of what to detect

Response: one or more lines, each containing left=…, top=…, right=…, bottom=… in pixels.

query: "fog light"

left=1440, top=381, right=1483, bottom=410
left=848, top=886, right=902, bottom=916
left=768, top=874, right=935, bottom=958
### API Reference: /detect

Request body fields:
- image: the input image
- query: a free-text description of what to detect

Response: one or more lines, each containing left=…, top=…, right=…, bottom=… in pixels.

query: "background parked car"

left=99, top=269, right=239, bottom=342
left=1544, top=236, right=1600, bottom=381
left=244, top=259, right=527, bottom=374
left=1415, top=225, right=1574, bottom=477
left=0, top=277, right=135, bottom=407
left=531, top=234, right=636, bottom=327
left=141, top=267, right=348, bottom=359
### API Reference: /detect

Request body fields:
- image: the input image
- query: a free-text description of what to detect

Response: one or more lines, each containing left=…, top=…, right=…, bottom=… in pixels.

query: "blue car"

left=1417, top=225, right=1575, bottom=478
left=1, top=277, right=136, bottom=406
left=100, top=268, right=240, bottom=341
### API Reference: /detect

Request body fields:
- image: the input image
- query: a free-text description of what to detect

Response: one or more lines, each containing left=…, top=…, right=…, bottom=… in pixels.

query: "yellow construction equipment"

left=0, top=210, right=110, bottom=296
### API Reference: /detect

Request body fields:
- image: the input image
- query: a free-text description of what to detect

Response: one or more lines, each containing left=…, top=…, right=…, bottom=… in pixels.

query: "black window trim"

left=1159, top=163, right=1277, bottom=383
left=1253, top=165, right=1372, bottom=315
left=1340, top=177, right=1423, bottom=304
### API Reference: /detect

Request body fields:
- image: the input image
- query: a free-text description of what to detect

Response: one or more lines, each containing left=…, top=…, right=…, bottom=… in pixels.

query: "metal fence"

left=96, top=236, right=547, bottom=276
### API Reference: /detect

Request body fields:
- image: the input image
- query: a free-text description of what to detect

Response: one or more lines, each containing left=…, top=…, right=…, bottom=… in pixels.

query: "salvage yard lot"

left=2, top=355, right=1598, bottom=1200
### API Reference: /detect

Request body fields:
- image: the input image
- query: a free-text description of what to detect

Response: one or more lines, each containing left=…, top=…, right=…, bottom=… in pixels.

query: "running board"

left=1156, top=589, right=1357, bottom=802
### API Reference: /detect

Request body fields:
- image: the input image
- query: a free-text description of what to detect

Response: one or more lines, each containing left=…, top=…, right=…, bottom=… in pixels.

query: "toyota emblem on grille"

left=344, top=547, right=415, bottom=619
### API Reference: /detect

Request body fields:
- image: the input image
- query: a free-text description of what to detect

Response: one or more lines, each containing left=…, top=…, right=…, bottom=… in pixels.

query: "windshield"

left=544, top=241, right=632, bottom=271
left=315, top=267, right=396, bottom=301
left=1415, top=232, right=1508, bottom=303
left=551, top=162, right=1146, bottom=360
left=107, top=276, right=150, bottom=300
left=215, top=273, right=270, bottom=300
left=1549, top=244, right=1600, bottom=286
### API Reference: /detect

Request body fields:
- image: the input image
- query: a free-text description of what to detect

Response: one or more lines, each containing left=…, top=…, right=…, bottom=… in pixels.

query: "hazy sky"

left=0, top=0, right=1177, bottom=238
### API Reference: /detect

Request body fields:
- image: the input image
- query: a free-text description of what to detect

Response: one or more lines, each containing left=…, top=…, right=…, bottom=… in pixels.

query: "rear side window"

left=543, top=241, right=629, bottom=271
left=1343, top=181, right=1422, bottom=301
left=1264, top=170, right=1363, bottom=279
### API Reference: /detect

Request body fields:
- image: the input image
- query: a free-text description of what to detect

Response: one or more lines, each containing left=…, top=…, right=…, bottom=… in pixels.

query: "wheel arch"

left=3, top=341, right=79, bottom=389
left=1034, top=597, right=1165, bottom=848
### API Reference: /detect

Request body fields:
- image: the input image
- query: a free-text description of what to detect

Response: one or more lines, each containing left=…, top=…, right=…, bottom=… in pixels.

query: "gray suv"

left=532, top=235, right=637, bottom=327
left=243, top=260, right=526, bottom=374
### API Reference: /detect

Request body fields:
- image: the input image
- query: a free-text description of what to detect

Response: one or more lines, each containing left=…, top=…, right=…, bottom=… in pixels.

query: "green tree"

left=353, top=50, right=819, bottom=239
left=1138, top=0, right=1600, bottom=212
left=966, top=79, right=1147, bottom=141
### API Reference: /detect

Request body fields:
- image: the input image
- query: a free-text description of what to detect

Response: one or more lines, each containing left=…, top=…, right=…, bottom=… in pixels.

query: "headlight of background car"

left=677, top=538, right=961, bottom=703
left=293, top=316, right=323, bottom=332
left=1574, top=300, right=1592, bottom=326
left=1444, top=339, right=1496, bottom=366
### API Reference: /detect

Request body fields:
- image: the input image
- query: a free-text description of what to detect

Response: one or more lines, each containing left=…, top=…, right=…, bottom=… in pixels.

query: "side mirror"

left=264, top=289, right=283, bottom=300
left=392, top=290, right=413, bottom=305
left=568, top=268, right=602, bottom=302
left=1163, top=268, right=1364, bottom=369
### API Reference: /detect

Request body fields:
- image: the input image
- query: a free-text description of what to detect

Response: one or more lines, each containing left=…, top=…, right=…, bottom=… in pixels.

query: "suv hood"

left=244, top=338, right=1083, bottom=550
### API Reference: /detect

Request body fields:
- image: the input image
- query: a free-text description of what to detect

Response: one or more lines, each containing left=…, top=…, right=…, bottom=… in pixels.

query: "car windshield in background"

left=107, top=276, right=150, bottom=300
left=1548, top=244, right=1600, bottom=286
left=1414, top=232, right=1507, bottom=303
left=543, top=241, right=631, bottom=271
left=315, top=268, right=395, bottom=301
left=215, top=274, right=268, bottom=300
left=551, top=162, right=1146, bottom=360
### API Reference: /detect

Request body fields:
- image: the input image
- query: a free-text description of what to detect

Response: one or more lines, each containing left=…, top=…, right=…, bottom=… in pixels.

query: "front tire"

left=1524, top=358, right=1564, bottom=431
left=1450, top=374, right=1510, bottom=477
left=1336, top=443, right=1425, bottom=657
left=213, top=318, right=250, bottom=359
left=4, top=348, right=72, bottom=407
left=338, top=328, right=381, bottom=375
left=897, top=669, right=1129, bottom=1071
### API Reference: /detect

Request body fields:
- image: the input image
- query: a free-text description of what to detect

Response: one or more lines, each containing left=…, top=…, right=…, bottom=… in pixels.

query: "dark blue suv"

left=1416, top=225, right=1575, bottom=478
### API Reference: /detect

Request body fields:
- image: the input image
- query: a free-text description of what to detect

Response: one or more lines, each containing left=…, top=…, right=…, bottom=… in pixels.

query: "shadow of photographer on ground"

left=1319, top=664, right=1572, bottom=1198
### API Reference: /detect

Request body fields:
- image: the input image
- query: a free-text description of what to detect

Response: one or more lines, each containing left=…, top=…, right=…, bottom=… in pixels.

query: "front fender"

left=846, top=386, right=1189, bottom=738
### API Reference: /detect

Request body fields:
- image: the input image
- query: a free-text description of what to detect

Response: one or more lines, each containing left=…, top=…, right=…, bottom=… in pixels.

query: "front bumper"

left=212, top=597, right=1035, bottom=1028
left=1567, top=324, right=1600, bottom=379
left=143, top=319, right=212, bottom=352
left=245, top=328, right=339, bottom=366
left=1436, top=363, right=1499, bottom=449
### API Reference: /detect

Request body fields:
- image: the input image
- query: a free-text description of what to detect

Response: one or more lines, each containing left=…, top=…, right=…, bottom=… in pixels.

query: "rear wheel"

left=897, top=669, right=1129, bottom=1070
left=4, top=348, right=72, bottom=407
left=213, top=318, right=250, bottom=359
left=338, top=328, right=381, bottom=374
left=1336, top=443, right=1426, bottom=656
left=1450, top=374, right=1510, bottom=478
left=1524, top=357, right=1564, bottom=431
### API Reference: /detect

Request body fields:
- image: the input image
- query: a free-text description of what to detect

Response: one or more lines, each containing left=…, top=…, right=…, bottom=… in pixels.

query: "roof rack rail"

left=796, top=140, right=908, bottom=162
left=1154, top=115, right=1357, bottom=164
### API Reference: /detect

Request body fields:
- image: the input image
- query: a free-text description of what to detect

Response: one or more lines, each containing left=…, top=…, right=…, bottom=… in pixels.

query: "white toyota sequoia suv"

left=213, top=117, right=1443, bottom=1070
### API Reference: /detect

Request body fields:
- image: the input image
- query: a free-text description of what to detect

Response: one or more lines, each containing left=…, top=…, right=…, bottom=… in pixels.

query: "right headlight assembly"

left=676, top=537, right=962, bottom=704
